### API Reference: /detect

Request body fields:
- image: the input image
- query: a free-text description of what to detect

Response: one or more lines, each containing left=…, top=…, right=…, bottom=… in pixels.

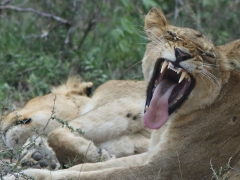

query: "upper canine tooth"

left=161, top=61, right=168, bottom=73
left=179, top=71, right=187, bottom=83
left=167, top=62, right=172, bottom=69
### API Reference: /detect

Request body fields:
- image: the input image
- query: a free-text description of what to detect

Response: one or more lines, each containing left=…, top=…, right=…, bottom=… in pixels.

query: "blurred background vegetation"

left=0, top=0, right=240, bottom=115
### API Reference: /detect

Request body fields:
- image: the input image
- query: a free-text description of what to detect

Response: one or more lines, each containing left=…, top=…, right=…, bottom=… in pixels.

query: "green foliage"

left=0, top=0, right=240, bottom=115
left=1, top=0, right=240, bottom=177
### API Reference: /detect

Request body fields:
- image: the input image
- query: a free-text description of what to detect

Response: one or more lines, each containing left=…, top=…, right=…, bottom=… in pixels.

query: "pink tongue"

left=144, top=80, right=177, bottom=129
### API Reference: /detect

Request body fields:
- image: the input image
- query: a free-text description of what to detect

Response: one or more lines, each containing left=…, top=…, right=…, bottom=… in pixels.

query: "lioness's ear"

left=218, top=40, right=240, bottom=71
left=85, top=82, right=93, bottom=97
left=144, top=7, right=168, bottom=30
left=144, top=8, right=168, bottom=39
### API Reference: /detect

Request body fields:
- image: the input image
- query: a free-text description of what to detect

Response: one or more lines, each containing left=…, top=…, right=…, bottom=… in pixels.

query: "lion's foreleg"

left=68, top=152, right=147, bottom=172
left=6, top=153, right=149, bottom=180
left=48, top=127, right=110, bottom=165
left=10, top=162, right=154, bottom=180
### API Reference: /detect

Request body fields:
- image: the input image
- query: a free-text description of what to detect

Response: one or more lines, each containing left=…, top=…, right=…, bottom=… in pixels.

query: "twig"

left=78, top=141, right=92, bottom=178
left=64, top=26, right=74, bottom=45
left=78, top=12, right=99, bottom=49
left=0, top=5, right=72, bottom=26
left=210, top=159, right=220, bottom=180
left=227, top=157, right=240, bottom=172
left=17, top=67, right=37, bottom=75
left=42, top=95, right=57, bottom=132
left=166, top=6, right=189, bottom=18
left=1, top=0, right=11, bottom=6
left=78, top=20, right=96, bottom=49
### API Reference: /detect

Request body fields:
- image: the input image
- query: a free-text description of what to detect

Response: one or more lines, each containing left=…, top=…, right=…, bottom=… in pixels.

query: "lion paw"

left=20, top=136, right=60, bottom=170
left=98, top=148, right=116, bottom=162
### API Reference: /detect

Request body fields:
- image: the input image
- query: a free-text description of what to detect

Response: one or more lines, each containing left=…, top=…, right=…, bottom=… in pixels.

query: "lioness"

left=4, top=7, right=240, bottom=179
left=1, top=77, right=149, bottom=169
left=1, top=77, right=93, bottom=151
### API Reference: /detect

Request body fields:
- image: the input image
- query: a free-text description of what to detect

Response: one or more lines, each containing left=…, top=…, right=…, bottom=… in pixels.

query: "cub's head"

left=0, top=77, right=93, bottom=151
left=143, top=8, right=240, bottom=129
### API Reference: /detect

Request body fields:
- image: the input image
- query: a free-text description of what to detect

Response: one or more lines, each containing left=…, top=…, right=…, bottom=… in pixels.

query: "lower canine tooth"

left=179, top=71, right=187, bottom=83
left=145, top=106, right=149, bottom=111
left=177, top=95, right=183, bottom=100
left=184, top=74, right=191, bottom=81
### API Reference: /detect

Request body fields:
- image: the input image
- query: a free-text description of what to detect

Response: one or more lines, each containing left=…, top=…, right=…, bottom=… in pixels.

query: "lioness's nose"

left=173, top=48, right=192, bottom=67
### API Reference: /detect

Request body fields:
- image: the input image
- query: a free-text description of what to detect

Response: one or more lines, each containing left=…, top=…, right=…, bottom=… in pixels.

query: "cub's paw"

left=20, top=136, right=60, bottom=170
left=98, top=148, right=116, bottom=162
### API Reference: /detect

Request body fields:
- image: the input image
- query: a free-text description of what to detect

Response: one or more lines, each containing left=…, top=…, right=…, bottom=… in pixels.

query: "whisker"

left=202, top=65, right=217, bottom=71
left=199, top=74, right=209, bottom=88
left=120, top=60, right=143, bottom=78
left=137, top=42, right=149, bottom=45
left=203, top=63, right=219, bottom=67
left=140, top=28, right=173, bottom=58
left=139, top=35, right=149, bottom=40
left=201, top=68, right=220, bottom=86
left=200, top=72, right=215, bottom=86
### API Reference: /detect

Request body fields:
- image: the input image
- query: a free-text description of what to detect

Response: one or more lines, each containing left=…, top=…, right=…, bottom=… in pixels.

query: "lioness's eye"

left=167, top=30, right=177, bottom=38
left=18, top=118, right=32, bottom=124
left=204, top=51, right=216, bottom=58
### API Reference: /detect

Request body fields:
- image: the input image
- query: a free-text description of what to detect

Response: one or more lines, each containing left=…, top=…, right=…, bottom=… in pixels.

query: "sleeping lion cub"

left=4, top=7, right=240, bottom=180
left=1, top=77, right=149, bottom=169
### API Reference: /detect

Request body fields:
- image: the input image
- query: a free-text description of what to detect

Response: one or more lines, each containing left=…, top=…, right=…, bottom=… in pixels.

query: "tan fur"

left=4, top=7, right=240, bottom=180
left=1, top=78, right=149, bottom=167
left=51, top=76, right=93, bottom=97
left=1, top=77, right=92, bottom=151
left=48, top=80, right=149, bottom=165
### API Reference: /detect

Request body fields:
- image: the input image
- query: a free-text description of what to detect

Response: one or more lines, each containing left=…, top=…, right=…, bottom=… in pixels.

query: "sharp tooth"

left=177, top=95, right=183, bottom=100
left=179, top=71, right=187, bottom=83
left=161, top=61, right=168, bottom=73
left=184, top=74, right=191, bottom=81
left=177, top=68, right=182, bottom=74
left=167, top=62, right=172, bottom=69
left=152, top=88, right=155, bottom=93
left=145, top=106, right=149, bottom=111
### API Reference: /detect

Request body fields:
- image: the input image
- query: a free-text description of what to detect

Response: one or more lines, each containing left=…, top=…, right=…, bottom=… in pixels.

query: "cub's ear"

left=144, top=7, right=168, bottom=30
left=218, top=40, right=240, bottom=71
left=84, top=82, right=93, bottom=97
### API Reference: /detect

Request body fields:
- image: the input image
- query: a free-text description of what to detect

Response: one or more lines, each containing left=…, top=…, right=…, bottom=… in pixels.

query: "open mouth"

left=143, top=58, right=195, bottom=129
